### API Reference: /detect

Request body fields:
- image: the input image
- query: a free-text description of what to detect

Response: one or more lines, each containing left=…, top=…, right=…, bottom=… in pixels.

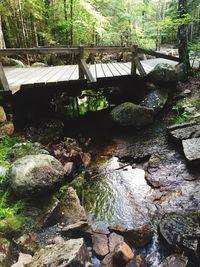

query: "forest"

left=0, top=0, right=200, bottom=52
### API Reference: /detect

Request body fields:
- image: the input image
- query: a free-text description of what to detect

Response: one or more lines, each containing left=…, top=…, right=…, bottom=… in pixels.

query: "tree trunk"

left=178, top=0, right=190, bottom=71
left=0, top=16, right=6, bottom=49
left=70, top=0, right=73, bottom=45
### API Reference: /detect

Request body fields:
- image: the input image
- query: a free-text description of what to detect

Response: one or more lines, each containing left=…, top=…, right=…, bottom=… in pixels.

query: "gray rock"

left=110, top=102, right=154, bottom=128
left=182, top=138, right=200, bottom=164
left=1, top=57, right=25, bottom=67
left=27, top=238, right=90, bottom=267
left=59, top=187, right=87, bottom=225
left=141, top=89, right=168, bottom=113
left=14, top=233, right=38, bottom=255
left=37, top=197, right=61, bottom=227
left=61, top=221, right=88, bottom=238
left=11, top=253, right=33, bottom=267
left=157, top=254, right=188, bottom=267
left=109, top=232, right=124, bottom=252
left=158, top=213, right=200, bottom=261
left=10, top=154, right=65, bottom=197
left=0, top=236, right=11, bottom=267
left=168, top=123, right=200, bottom=141
left=148, top=63, right=178, bottom=87
left=92, top=233, right=109, bottom=259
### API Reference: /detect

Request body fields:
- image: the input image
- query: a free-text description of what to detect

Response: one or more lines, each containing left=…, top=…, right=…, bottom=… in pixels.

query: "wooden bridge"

left=0, top=46, right=179, bottom=96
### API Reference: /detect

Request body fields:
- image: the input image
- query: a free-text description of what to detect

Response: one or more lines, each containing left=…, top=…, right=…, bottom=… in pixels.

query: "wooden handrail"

left=0, top=48, right=79, bottom=56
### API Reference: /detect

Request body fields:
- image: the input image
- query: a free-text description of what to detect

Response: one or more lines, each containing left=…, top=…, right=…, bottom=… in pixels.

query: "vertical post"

left=131, top=44, right=138, bottom=75
left=0, top=63, right=10, bottom=91
left=78, top=44, right=84, bottom=79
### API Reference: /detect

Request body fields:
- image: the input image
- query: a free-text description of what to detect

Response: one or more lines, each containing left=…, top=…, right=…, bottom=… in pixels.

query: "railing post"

left=131, top=44, right=138, bottom=75
left=78, top=45, right=84, bottom=79
left=0, top=63, right=10, bottom=91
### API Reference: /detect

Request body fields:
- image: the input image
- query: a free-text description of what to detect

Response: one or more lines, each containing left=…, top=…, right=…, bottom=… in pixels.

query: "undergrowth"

left=0, top=135, right=31, bottom=235
left=172, top=98, right=200, bottom=124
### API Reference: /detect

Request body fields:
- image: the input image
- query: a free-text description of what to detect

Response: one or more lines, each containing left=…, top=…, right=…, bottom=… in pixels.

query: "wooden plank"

left=101, top=63, right=113, bottom=77
left=9, top=67, right=49, bottom=87
left=138, top=48, right=180, bottom=62
left=45, top=66, right=66, bottom=83
left=88, top=64, right=97, bottom=81
left=95, top=63, right=105, bottom=78
left=33, top=67, right=62, bottom=85
left=80, top=59, right=96, bottom=82
left=7, top=68, right=35, bottom=84
left=0, top=63, right=10, bottom=91
left=112, top=63, right=128, bottom=75
left=47, top=65, right=71, bottom=83
left=55, top=65, right=77, bottom=83
left=68, top=65, right=78, bottom=80
left=115, top=63, right=130, bottom=75
left=23, top=67, right=57, bottom=86
left=106, top=63, right=121, bottom=76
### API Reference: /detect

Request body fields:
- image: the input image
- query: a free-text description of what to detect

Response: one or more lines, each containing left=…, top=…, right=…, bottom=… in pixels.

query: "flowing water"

left=81, top=156, right=166, bottom=266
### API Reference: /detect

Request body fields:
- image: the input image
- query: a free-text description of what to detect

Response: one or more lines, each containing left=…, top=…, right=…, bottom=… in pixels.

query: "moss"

left=0, top=136, right=19, bottom=161
left=0, top=191, right=27, bottom=235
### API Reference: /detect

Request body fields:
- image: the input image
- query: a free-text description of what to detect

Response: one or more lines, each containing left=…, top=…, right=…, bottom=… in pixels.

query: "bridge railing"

left=0, top=45, right=180, bottom=88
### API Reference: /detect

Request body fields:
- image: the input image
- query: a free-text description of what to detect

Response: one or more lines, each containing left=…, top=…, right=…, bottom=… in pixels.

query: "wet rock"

left=182, top=138, right=200, bottom=165
left=25, top=120, right=64, bottom=144
left=168, top=122, right=200, bottom=141
left=126, top=255, right=147, bottom=267
left=108, top=224, right=153, bottom=248
left=61, top=221, right=88, bottom=239
left=158, top=213, right=200, bottom=261
left=0, top=106, right=6, bottom=122
left=113, top=242, right=134, bottom=266
left=148, top=63, right=178, bottom=87
left=0, top=121, right=14, bottom=137
left=27, top=238, right=90, bottom=267
left=0, top=236, right=11, bottom=267
left=109, top=233, right=124, bottom=252
left=101, top=252, right=114, bottom=267
left=10, top=154, right=65, bottom=197
left=141, top=89, right=168, bottom=114
left=92, top=233, right=109, bottom=259
left=37, top=197, right=61, bottom=227
left=80, top=152, right=92, bottom=168
left=157, top=254, right=188, bottom=267
left=11, top=253, right=33, bottom=267
left=14, top=233, right=38, bottom=254
left=110, top=102, right=154, bottom=128
left=63, top=162, right=74, bottom=176
left=124, top=225, right=153, bottom=248
left=60, top=187, right=87, bottom=225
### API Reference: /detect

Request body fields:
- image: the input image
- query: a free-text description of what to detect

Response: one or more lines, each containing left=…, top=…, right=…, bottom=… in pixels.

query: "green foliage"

left=0, top=136, right=19, bottom=161
left=0, top=191, right=26, bottom=234
left=8, top=142, right=33, bottom=162
left=173, top=98, right=200, bottom=124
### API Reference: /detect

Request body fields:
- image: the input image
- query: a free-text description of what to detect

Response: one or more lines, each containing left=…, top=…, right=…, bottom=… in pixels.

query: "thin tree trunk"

left=18, top=0, right=27, bottom=47
left=0, top=16, right=6, bottom=49
left=70, top=0, right=73, bottom=45
left=178, top=0, right=190, bottom=71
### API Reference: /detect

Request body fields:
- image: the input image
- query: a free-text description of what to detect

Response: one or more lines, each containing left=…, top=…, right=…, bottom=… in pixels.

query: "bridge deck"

left=4, top=58, right=177, bottom=94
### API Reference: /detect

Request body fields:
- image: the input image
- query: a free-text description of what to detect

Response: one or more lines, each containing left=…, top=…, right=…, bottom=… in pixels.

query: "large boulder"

left=158, top=213, right=200, bottom=262
left=109, top=102, right=154, bottom=128
left=92, top=233, right=109, bottom=259
left=26, top=238, right=90, bottom=267
left=148, top=63, right=178, bottom=87
left=10, top=154, right=65, bottom=197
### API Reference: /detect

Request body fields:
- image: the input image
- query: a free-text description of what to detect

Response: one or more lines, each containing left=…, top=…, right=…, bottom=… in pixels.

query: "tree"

left=0, top=16, right=6, bottom=48
left=178, top=0, right=191, bottom=71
